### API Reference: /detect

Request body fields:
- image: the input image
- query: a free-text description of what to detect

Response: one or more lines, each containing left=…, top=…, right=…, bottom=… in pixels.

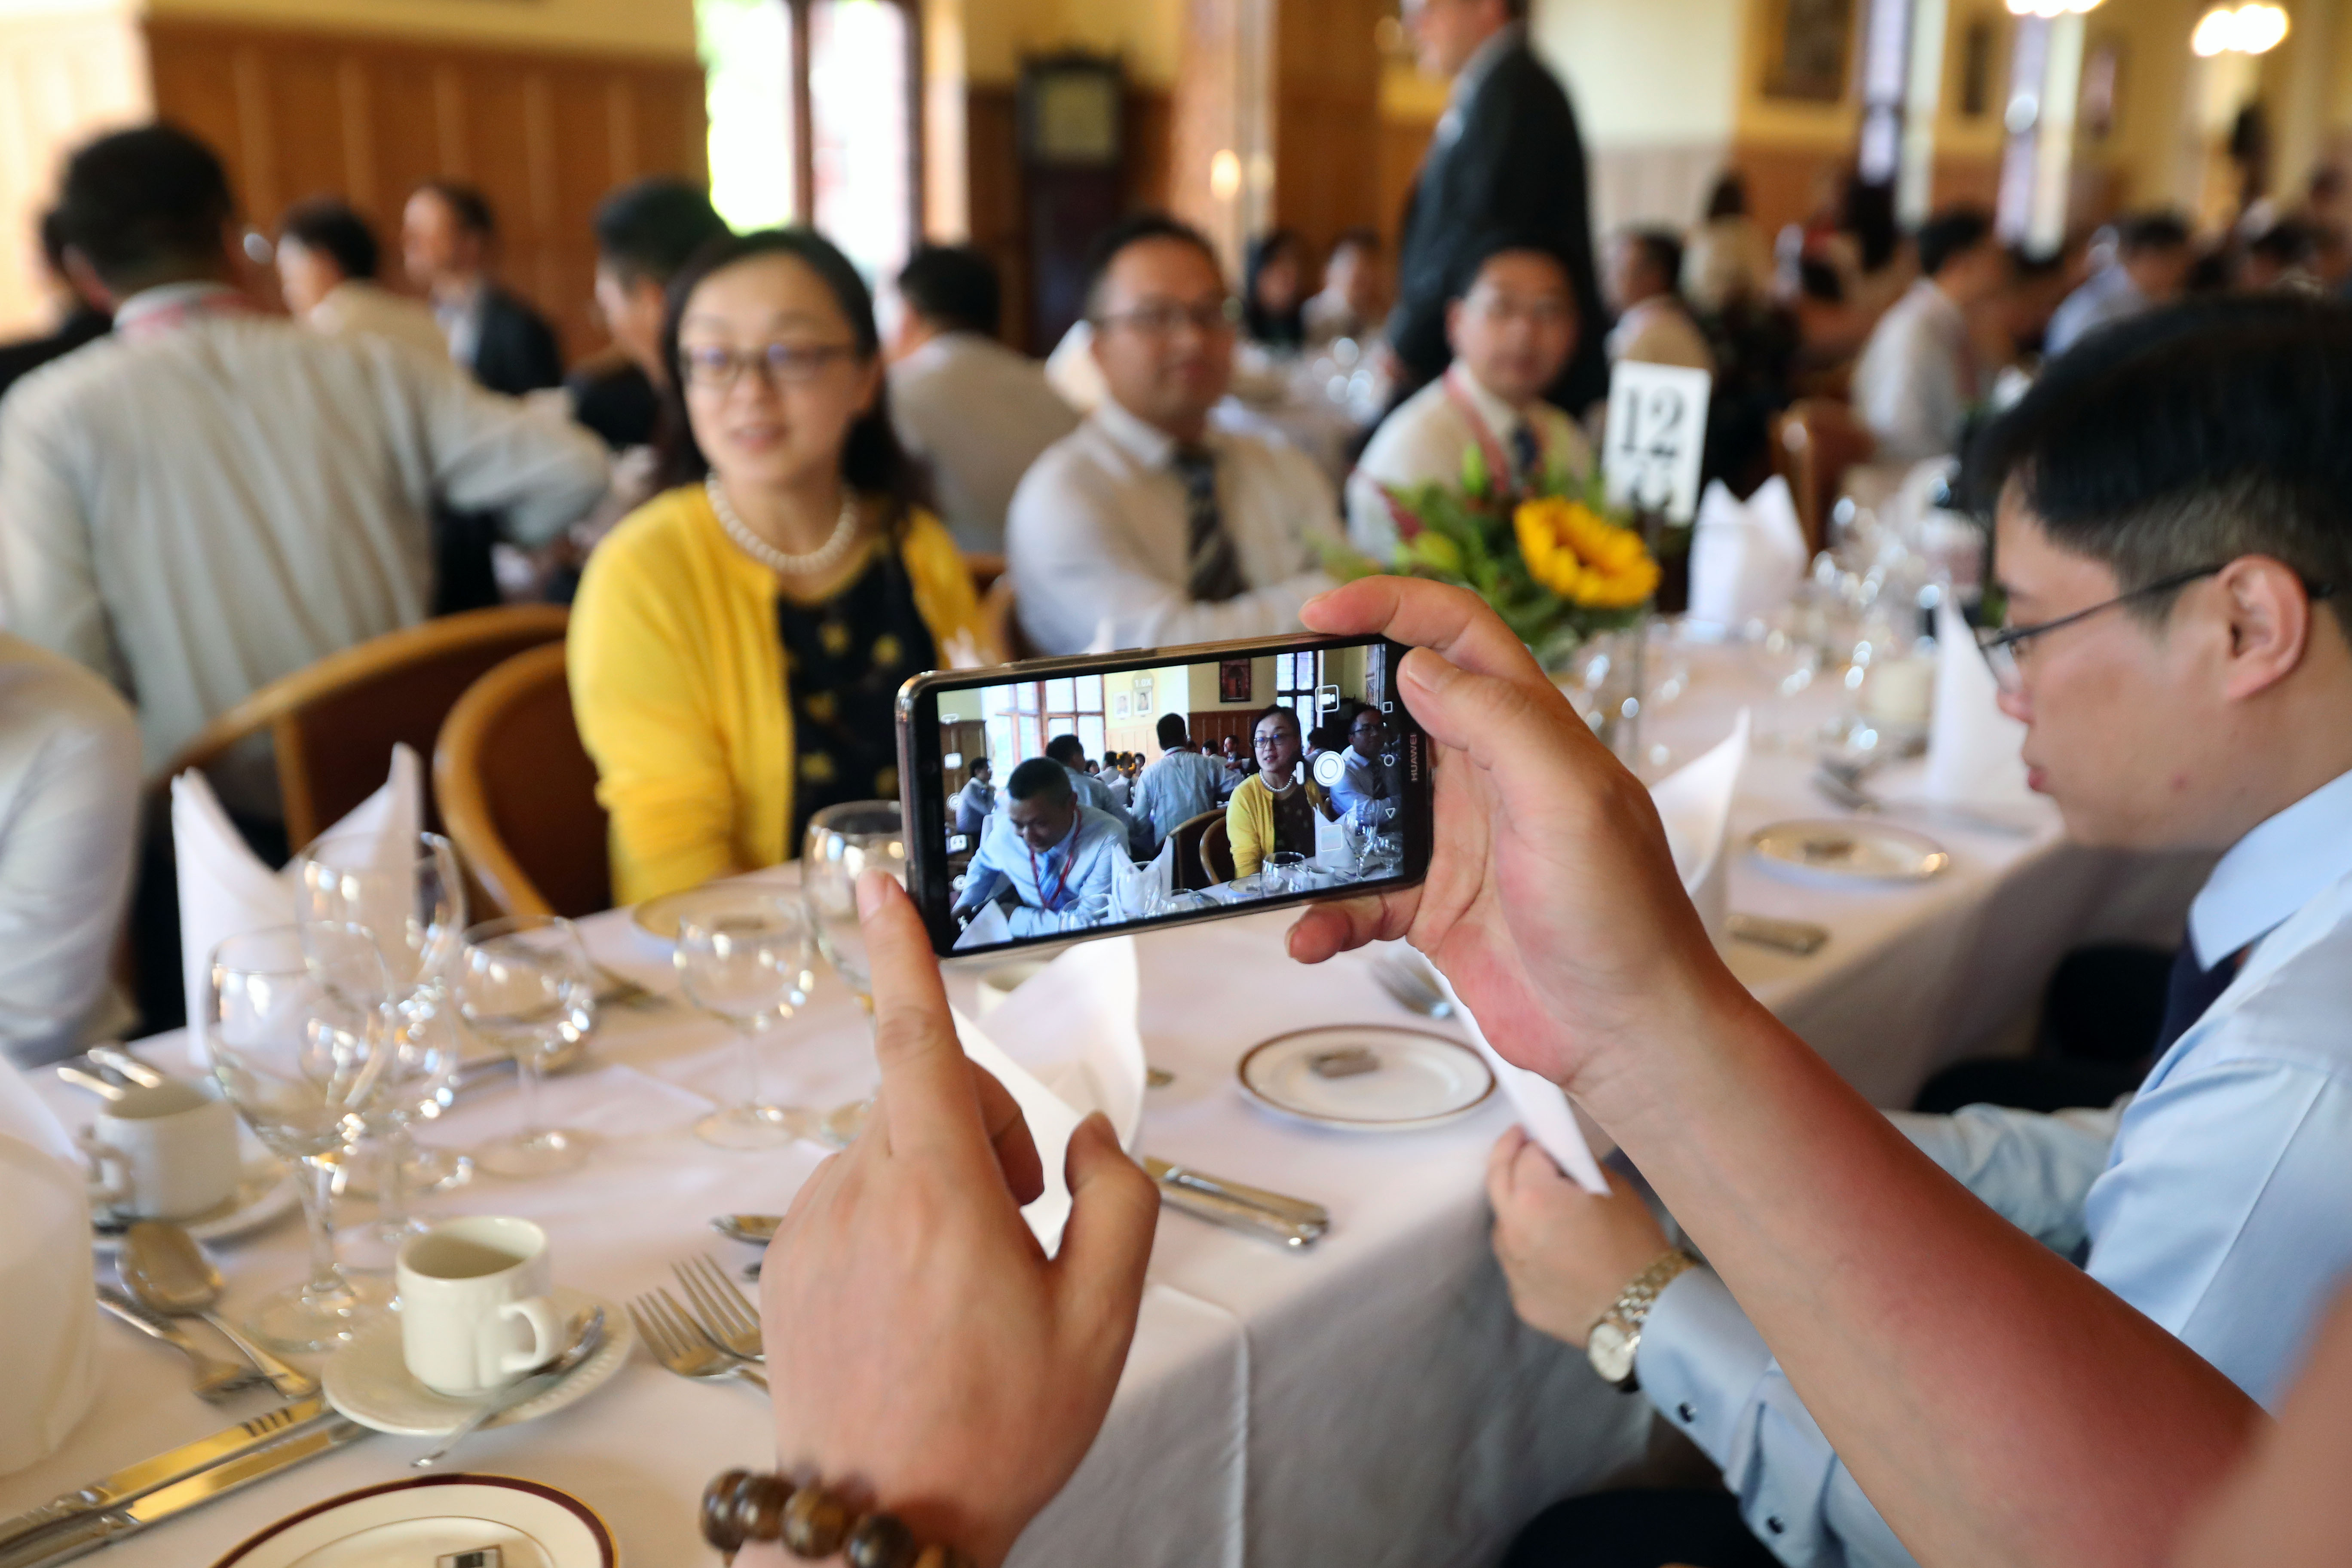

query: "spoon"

left=411, top=1308, right=605, bottom=1469
left=119, top=1222, right=318, bottom=1398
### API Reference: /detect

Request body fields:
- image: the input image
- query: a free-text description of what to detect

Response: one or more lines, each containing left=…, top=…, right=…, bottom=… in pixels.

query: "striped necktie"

left=1510, top=423, right=1543, bottom=494
left=1172, top=444, right=1246, bottom=604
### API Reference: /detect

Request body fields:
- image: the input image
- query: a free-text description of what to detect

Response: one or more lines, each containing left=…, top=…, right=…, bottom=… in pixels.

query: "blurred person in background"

left=0, top=211, right=110, bottom=404
left=887, top=243, right=1078, bottom=557
left=954, top=756, right=994, bottom=839
left=1682, top=171, right=1772, bottom=317
left=1852, top=206, right=2012, bottom=461
left=2240, top=219, right=2319, bottom=292
left=2046, top=211, right=2193, bottom=358
left=273, top=196, right=447, bottom=360
left=1241, top=229, right=1311, bottom=355
left=1134, top=713, right=1223, bottom=853
left=567, top=228, right=987, bottom=906
left=402, top=180, right=563, bottom=395
left=574, top=178, right=730, bottom=455
left=1305, top=226, right=1391, bottom=346
left=1605, top=227, right=1713, bottom=373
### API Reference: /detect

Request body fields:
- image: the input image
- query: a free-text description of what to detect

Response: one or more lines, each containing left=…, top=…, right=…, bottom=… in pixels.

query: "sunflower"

left=1513, top=496, right=1660, bottom=610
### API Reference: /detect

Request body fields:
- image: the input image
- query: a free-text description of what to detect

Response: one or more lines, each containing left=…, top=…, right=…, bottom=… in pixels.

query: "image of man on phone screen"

left=952, top=758, right=1127, bottom=937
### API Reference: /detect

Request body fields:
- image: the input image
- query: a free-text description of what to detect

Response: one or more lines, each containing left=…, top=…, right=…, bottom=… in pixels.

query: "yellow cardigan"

left=568, top=484, right=989, bottom=906
left=1225, top=771, right=1331, bottom=879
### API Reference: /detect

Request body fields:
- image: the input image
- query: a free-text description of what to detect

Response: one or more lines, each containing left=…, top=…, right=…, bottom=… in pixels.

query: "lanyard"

left=115, top=287, right=257, bottom=343
left=1442, top=368, right=1542, bottom=493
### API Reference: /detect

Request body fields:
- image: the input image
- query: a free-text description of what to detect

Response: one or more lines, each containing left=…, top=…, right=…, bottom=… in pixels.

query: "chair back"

left=432, top=643, right=610, bottom=920
left=979, top=575, right=1042, bottom=664
left=1197, top=814, right=1236, bottom=886
left=1166, top=808, right=1222, bottom=892
left=1770, top=398, right=1875, bottom=555
left=162, top=605, right=571, bottom=848
left=962, top=551, right=1008, bottom=597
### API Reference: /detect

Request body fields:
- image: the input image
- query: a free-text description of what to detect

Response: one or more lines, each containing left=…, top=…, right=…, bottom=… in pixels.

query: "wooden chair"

left=1770, top=398, right=1876, bottom=556
left=160, top=604, right=570, bottom=848
left=962, top=551, right=1008, bottom=597
left=1197, top=814, right=1237, bottom=886
left=1166, top=808, right=1223, bottom=892
left=432, top=643, right=611, bottom=920
left=979, top=574, right=1041, bottom=664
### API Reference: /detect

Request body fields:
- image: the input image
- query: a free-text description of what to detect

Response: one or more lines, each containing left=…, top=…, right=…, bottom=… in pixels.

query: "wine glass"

left=802, top=801, right=905, bottom=1146
left=452, top=915, right=597, bottom=1178
left=202, top=925, right=406, bottom=1351
left=293, top=829, right=471, bottom=1263
left=672, top=888, right=817, bottom=1149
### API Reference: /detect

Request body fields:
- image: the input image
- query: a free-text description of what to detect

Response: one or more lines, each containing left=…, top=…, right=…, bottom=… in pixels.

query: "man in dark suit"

left=401, top=180, right=564, bottom=396
left=1389, top=0, right=1608, bottom=416
left=0, top=211, right=110, bottom=406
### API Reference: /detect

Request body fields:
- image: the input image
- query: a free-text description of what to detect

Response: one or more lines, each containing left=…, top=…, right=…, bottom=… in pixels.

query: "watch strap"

left=1590, top=1248, right=1699, bottom=1387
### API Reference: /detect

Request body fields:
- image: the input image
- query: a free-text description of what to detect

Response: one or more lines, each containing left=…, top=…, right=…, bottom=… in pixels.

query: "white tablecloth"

left=3, top=640, right=2206, bottom=1568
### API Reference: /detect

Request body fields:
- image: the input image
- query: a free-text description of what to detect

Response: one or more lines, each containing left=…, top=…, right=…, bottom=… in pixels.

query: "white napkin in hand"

left=1111, top=839, right=1176, bottom=922
left=952, top=899, right=1013, bottom=952
left=174, top=744, right=422, bottom=1051
left=1413, top=957, right=1608, bottom=1194
left=1687, top=477, right=1810, bottom=630
left=1925, top=595, right=2031, bottom=804
left=0, top=1057, right=96, bottom=1473
left=1649, top=710, right=1750, bottom=943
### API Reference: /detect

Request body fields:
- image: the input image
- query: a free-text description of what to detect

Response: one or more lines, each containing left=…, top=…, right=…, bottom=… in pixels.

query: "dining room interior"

left=1, top=0, right=2351, bottom=1562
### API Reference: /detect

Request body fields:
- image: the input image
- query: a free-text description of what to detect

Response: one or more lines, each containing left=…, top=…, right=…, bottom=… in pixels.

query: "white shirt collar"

left=1092, top=392, right=1214, bottom=471
left=2189, top=766, right=2352, bottom=966
left=112, top=281, right=242, bottom=334
left=1446, top=364, right=1528, bottom=438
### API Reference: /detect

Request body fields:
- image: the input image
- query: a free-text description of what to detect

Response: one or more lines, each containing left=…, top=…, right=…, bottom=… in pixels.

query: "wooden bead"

left=844, top=1512, right=918, bottom=1568
left=781, top=1482, right=852, bottom=1558
left=700, top=1471, right=794, bottom=1555
left=910, top=1547, right=974, bottom=1568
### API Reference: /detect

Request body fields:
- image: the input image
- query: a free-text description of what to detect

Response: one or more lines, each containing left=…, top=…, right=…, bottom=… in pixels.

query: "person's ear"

left=2213, top=556, right=2314, bottom=702
left=848, top=353, right=883, bottom=417
left=1444, top=297, right=1464, bottom=354
left=60, top=248, right=118, bottom=314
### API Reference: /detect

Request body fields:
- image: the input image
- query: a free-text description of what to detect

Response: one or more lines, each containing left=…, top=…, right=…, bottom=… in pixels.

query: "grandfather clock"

left=1019, top=53, right=1125, bottom=355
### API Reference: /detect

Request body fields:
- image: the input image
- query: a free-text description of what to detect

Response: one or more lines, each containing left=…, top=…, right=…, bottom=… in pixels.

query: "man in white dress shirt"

left=273, top=198, right=449, bottom=362
left=888, top=245, right=1078, bottom=556
left=1604, top=228, right=1715, bottom=374
left=1852, top=206, right=2013, bottom=462
left=1488, top=295, right=2352, bottom=1568
left=953, top=759, right=1127, bottom=938
left=1007, top=213, right=1340, bottom=655
left=1347, top=239, right=1595, bottom=558
left=2045, top=210, right=2193, bottom=359
left=1132, top=713, right=1225, bottom=852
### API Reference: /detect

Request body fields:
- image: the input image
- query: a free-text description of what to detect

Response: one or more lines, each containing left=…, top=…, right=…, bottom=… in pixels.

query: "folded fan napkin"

left=0, top=1056, right=96, bottom=1473
left=952, top=898, right=1013, bottom=952
left=174, top=744, right=422, bottom=1055
left=1925, top=595, right=2032, bottom=805
left=1649, top=710, right=1750, bottom=943
left=1112, top=838, right=1176, bottom=922
left=1686, top=476, right=1810, bottom=630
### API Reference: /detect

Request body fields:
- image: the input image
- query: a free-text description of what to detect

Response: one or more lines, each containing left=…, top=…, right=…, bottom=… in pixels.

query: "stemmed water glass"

left=203, top=925, right=433, bottom=1351
left=452, top=915, right=598, bottom=1178
left=672, top=888, right=816, bottom=1148
left=293, top=829, right=469, bottom=1265
left=802, top=801, right=905, bottom=1147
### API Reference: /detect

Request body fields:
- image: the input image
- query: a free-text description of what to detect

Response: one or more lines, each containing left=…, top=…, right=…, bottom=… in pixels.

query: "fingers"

left=1485, top=1124, right=1530, bottom=1206
left=1302, top=578, right=1548, bottom=688
left=859, top=871, right=989, bottom=1164
left=1286, top=893, right=1414, bottom=964
left=971, top=1060, right=1045, bottom=1206
left=1511, top=1131, right=1576, bottom=1194
left=1397, top=647, right=1578, bottom=763
left=1053, top=1112, right=1158, bottom=1326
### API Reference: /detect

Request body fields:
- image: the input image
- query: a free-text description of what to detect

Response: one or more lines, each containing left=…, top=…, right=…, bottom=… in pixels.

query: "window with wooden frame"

left=983, top=677, right=1106, bottom=773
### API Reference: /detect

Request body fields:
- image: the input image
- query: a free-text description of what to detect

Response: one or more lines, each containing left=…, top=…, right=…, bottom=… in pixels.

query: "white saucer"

left=1237, top=1024, right=1496, bottom=1131
left=210, top=1473, right=616, bottom=1567
left=322, top=1286, right=632, bottom=1437
left=92, top=1155, right=297, bottom=1254
left=1749, top=818, right=1951, bottom=887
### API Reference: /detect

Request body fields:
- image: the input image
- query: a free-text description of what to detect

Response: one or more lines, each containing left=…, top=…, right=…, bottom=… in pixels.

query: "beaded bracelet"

left=701, top=1469, right=976, bottom=1568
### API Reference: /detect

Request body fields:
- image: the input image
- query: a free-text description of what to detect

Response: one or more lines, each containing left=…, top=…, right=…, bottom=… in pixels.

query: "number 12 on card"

left=1602, top=361, right=1713, bottom=525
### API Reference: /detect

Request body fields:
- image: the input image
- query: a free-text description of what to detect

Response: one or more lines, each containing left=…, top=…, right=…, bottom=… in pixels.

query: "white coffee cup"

left=397, top=1217, right=562, bottom=1397
left=79, top=1078, right=240, bottom=1222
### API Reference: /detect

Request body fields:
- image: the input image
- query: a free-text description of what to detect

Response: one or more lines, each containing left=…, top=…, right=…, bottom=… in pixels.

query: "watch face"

left=1588, top=1319, right=1635, bottom=1385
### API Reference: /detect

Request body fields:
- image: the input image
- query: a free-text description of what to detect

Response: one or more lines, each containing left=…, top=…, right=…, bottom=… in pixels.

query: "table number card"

left=1602, top=361, right=1713, bottom=524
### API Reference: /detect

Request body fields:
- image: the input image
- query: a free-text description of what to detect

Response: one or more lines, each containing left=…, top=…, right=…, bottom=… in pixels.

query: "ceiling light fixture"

left=2192, top=1, right=2289, bottom=55
left=2004, top=0, right=2102, bottom=18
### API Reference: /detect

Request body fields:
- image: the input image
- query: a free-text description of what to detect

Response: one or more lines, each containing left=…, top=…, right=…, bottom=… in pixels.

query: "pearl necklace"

left=706, top=475, right=863, bottom=579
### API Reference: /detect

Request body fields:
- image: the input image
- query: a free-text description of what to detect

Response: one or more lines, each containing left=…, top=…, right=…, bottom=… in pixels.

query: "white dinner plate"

left=209, top=1474, right=615, bottom=1567
left=630, top=888, right=697, bottom=944
left=91, top=1155, right=296, bottom=1254
left=1237, top=1024, right=1496, bottom=1131
left=322, top=1287, right=632, bottom=1437
left=1747, top=818, right=1951, bottom=887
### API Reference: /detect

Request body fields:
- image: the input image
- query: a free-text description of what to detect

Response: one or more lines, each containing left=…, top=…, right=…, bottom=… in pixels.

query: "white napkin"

left=1686, top=476, right=1810, bottom=630
left=1416, top=957, right=1608, bottom=1194
left=952, top=899, right=1013, bottom=952
left=173, top=745, right=422, bottom=1053
left=1649, top=710, right=1750, bottom=943
left=0, top=1057, right=96, bottom=1473
left=952, top=936, right=1145, bottom=1253
left=1112, top=839, right=1176, bottom=922
left=1925, top=596, right=2031, bottom=804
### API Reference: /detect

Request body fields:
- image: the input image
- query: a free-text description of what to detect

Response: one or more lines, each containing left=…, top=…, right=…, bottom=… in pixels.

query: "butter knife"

left=0, top=1398, right=336, bottom=1555
left=0, top=1418, right=370, bottom=1568
left=1142, top=1158, right=1330, bottom=1248
left=411, top=1307, right=604, bottom=1469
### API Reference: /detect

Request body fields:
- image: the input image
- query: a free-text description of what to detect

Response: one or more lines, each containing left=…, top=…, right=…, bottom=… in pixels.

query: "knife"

left=0, top=1397, right=338, bottom=1555
left=1150, top=1178, right=1326, bottom=1247
left=1143, top=1158, right=1331, bottom=1235
left=0, top=1418, right=370, bottom=1568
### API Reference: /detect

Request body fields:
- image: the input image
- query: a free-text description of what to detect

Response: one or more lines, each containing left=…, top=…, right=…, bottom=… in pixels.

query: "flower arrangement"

left=1329, top=443, right=1661, bottom=667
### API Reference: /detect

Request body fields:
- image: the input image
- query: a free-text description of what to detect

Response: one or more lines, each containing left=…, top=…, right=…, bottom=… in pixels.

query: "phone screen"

left=898, top=634, right=1430, bottom=957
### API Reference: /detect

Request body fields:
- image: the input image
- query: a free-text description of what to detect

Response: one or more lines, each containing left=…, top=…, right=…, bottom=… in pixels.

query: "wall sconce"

left=1210, top=149, right=1242, bottom=203
left=2004, top=0, right=2102, bottom=16
left=2192, top=1, right=2288, bottom=54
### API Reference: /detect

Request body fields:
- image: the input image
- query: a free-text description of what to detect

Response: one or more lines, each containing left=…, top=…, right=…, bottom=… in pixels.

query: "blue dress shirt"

left=1632, top=766, right=2352, bottom=1567
left=2045, top=265, right=2149, bottom=359
left=1328, top=744, right=1398, bottom=829
left=953, top=805, right=1128, bottom=937
left=1133, top=747, right=1224, bottom=849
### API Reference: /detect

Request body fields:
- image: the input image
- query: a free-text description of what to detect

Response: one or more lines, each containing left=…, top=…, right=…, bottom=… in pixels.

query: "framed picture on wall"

left=1761, top=0, right=1856, bottom=103
left=1219, top=659, right=1254, bottom=704
left=1114, top=694, right=1132, bottom=720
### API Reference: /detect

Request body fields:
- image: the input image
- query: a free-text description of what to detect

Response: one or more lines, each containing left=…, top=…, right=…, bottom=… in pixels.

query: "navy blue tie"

left=1510, top=424, right=1542, bottom=493
left=2153, top=940, right=2239, bottom=1055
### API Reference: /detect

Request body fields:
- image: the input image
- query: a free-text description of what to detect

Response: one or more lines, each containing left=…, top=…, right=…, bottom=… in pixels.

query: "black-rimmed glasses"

left=1092, top=296, right=1242, bottom=338
left=1976, top=563, right=2337, bottom=692
left=681, top=341, right=858, bottom=392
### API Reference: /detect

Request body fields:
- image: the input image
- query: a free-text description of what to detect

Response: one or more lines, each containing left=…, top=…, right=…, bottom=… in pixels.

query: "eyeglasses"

left=1974, top=563, right=2338, bottom=692
left=1461, top=289, right=1575, bottom=328
left=1092, top=296, right=1241, bottom=339
left=680, top=341, right=858, bottom=392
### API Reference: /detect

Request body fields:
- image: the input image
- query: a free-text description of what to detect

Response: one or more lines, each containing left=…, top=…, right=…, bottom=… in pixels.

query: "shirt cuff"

left=1634, top=1265, right=1774, bottom=1467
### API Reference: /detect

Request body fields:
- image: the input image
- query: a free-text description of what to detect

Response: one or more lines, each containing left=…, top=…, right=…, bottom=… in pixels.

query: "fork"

left=1371, top=954, right=1453, bottom=1019
left=671, top=1255, right=763, bottom=1363
left=96, top=1288, right=263, bottom=1402
left=630, top=1290, right=768, bottom=1392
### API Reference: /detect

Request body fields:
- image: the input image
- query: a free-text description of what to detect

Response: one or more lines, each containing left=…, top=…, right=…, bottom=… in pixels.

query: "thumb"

left=1052, top=1112, right=1157, bottom=1330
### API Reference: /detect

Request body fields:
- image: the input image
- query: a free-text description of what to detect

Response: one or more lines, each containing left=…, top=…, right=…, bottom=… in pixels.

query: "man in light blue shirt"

left=2044, top=210, right=2192, bottom=359
left=953, top=759, right=1127, bottom=939
left=1487, top=296, right=2352, bottom=1568
left=1042, top=732, right=1139, bottom=849
left=1131, top=714, right=1224, bottom=852
left=1328, top=704, right=1400, bottom=830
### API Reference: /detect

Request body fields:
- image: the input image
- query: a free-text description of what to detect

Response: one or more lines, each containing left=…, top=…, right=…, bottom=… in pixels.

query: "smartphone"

left=897, top=631, right=1432, bottom=958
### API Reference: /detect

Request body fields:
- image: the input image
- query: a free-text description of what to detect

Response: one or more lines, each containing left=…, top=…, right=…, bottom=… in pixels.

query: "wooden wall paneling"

left=962, top=85, right=1028, bottom=351
left=1377, top=115, right=1433, bottom=244
left=1124, top=87, right=1173, bottom=214
left=1272, top=0, right=1382, bottom=254
left=259, top=40, right=356, bottom=213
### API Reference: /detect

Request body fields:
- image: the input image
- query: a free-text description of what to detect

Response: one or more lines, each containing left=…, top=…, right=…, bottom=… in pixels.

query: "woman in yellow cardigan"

left=1225, top=704, right=1334, bottom=880
left=570, top=229, right=991, bottom=906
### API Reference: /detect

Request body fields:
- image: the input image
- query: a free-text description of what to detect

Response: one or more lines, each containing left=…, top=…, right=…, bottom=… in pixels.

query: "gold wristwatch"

left=1586, top=1248, right=1699, bottom=1392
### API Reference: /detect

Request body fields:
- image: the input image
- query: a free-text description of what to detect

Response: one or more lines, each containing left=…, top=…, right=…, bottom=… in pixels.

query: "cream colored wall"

left=1188, top=656, right=1278, bottom=710
left=962, top=0, right=1181, bottom=86
left=0, top=2, right=150, bottom=335
left=142, top=0, right=697, bottom=58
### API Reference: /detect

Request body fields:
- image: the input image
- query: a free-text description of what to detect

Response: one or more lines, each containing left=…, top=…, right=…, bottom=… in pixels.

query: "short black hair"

left=1044, top=733, right=1085, bottom=766
left=1082, top=211, right=1222, bottom=322
left=1006, top=756, right=1074, bottom=802
left=1918, top=207, right=1997, bottom=278
left=1155, top=712, right=1190, bottom=749
left=2114, top=211, right=2192, bottom=255
left=278, top=197, right=380, bottom=282
left=413, top=181, right=495, bottom=239
left=1450, top=231, right=1574, bottom=304
left=1703, top=172, right=1749, bottom=222
left=897, top=244, right=1001, bottom=336
left=594, top=178, right=728, bottom=287
left=56, top=123, right=234, bottom=286
left=1621, top=227, right=1685, bottom=295
left=970, top=756, right=992, bottom=774
left=2249, top=220, right=2315, bottom=270
left=1252, top=704, right=1301, bottom=740
left=1962, top=294, right=2352, bottom=637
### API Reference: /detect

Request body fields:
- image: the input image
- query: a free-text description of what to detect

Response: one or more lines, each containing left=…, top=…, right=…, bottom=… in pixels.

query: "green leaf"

left=1461, top=442, right=1489, bottom=499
